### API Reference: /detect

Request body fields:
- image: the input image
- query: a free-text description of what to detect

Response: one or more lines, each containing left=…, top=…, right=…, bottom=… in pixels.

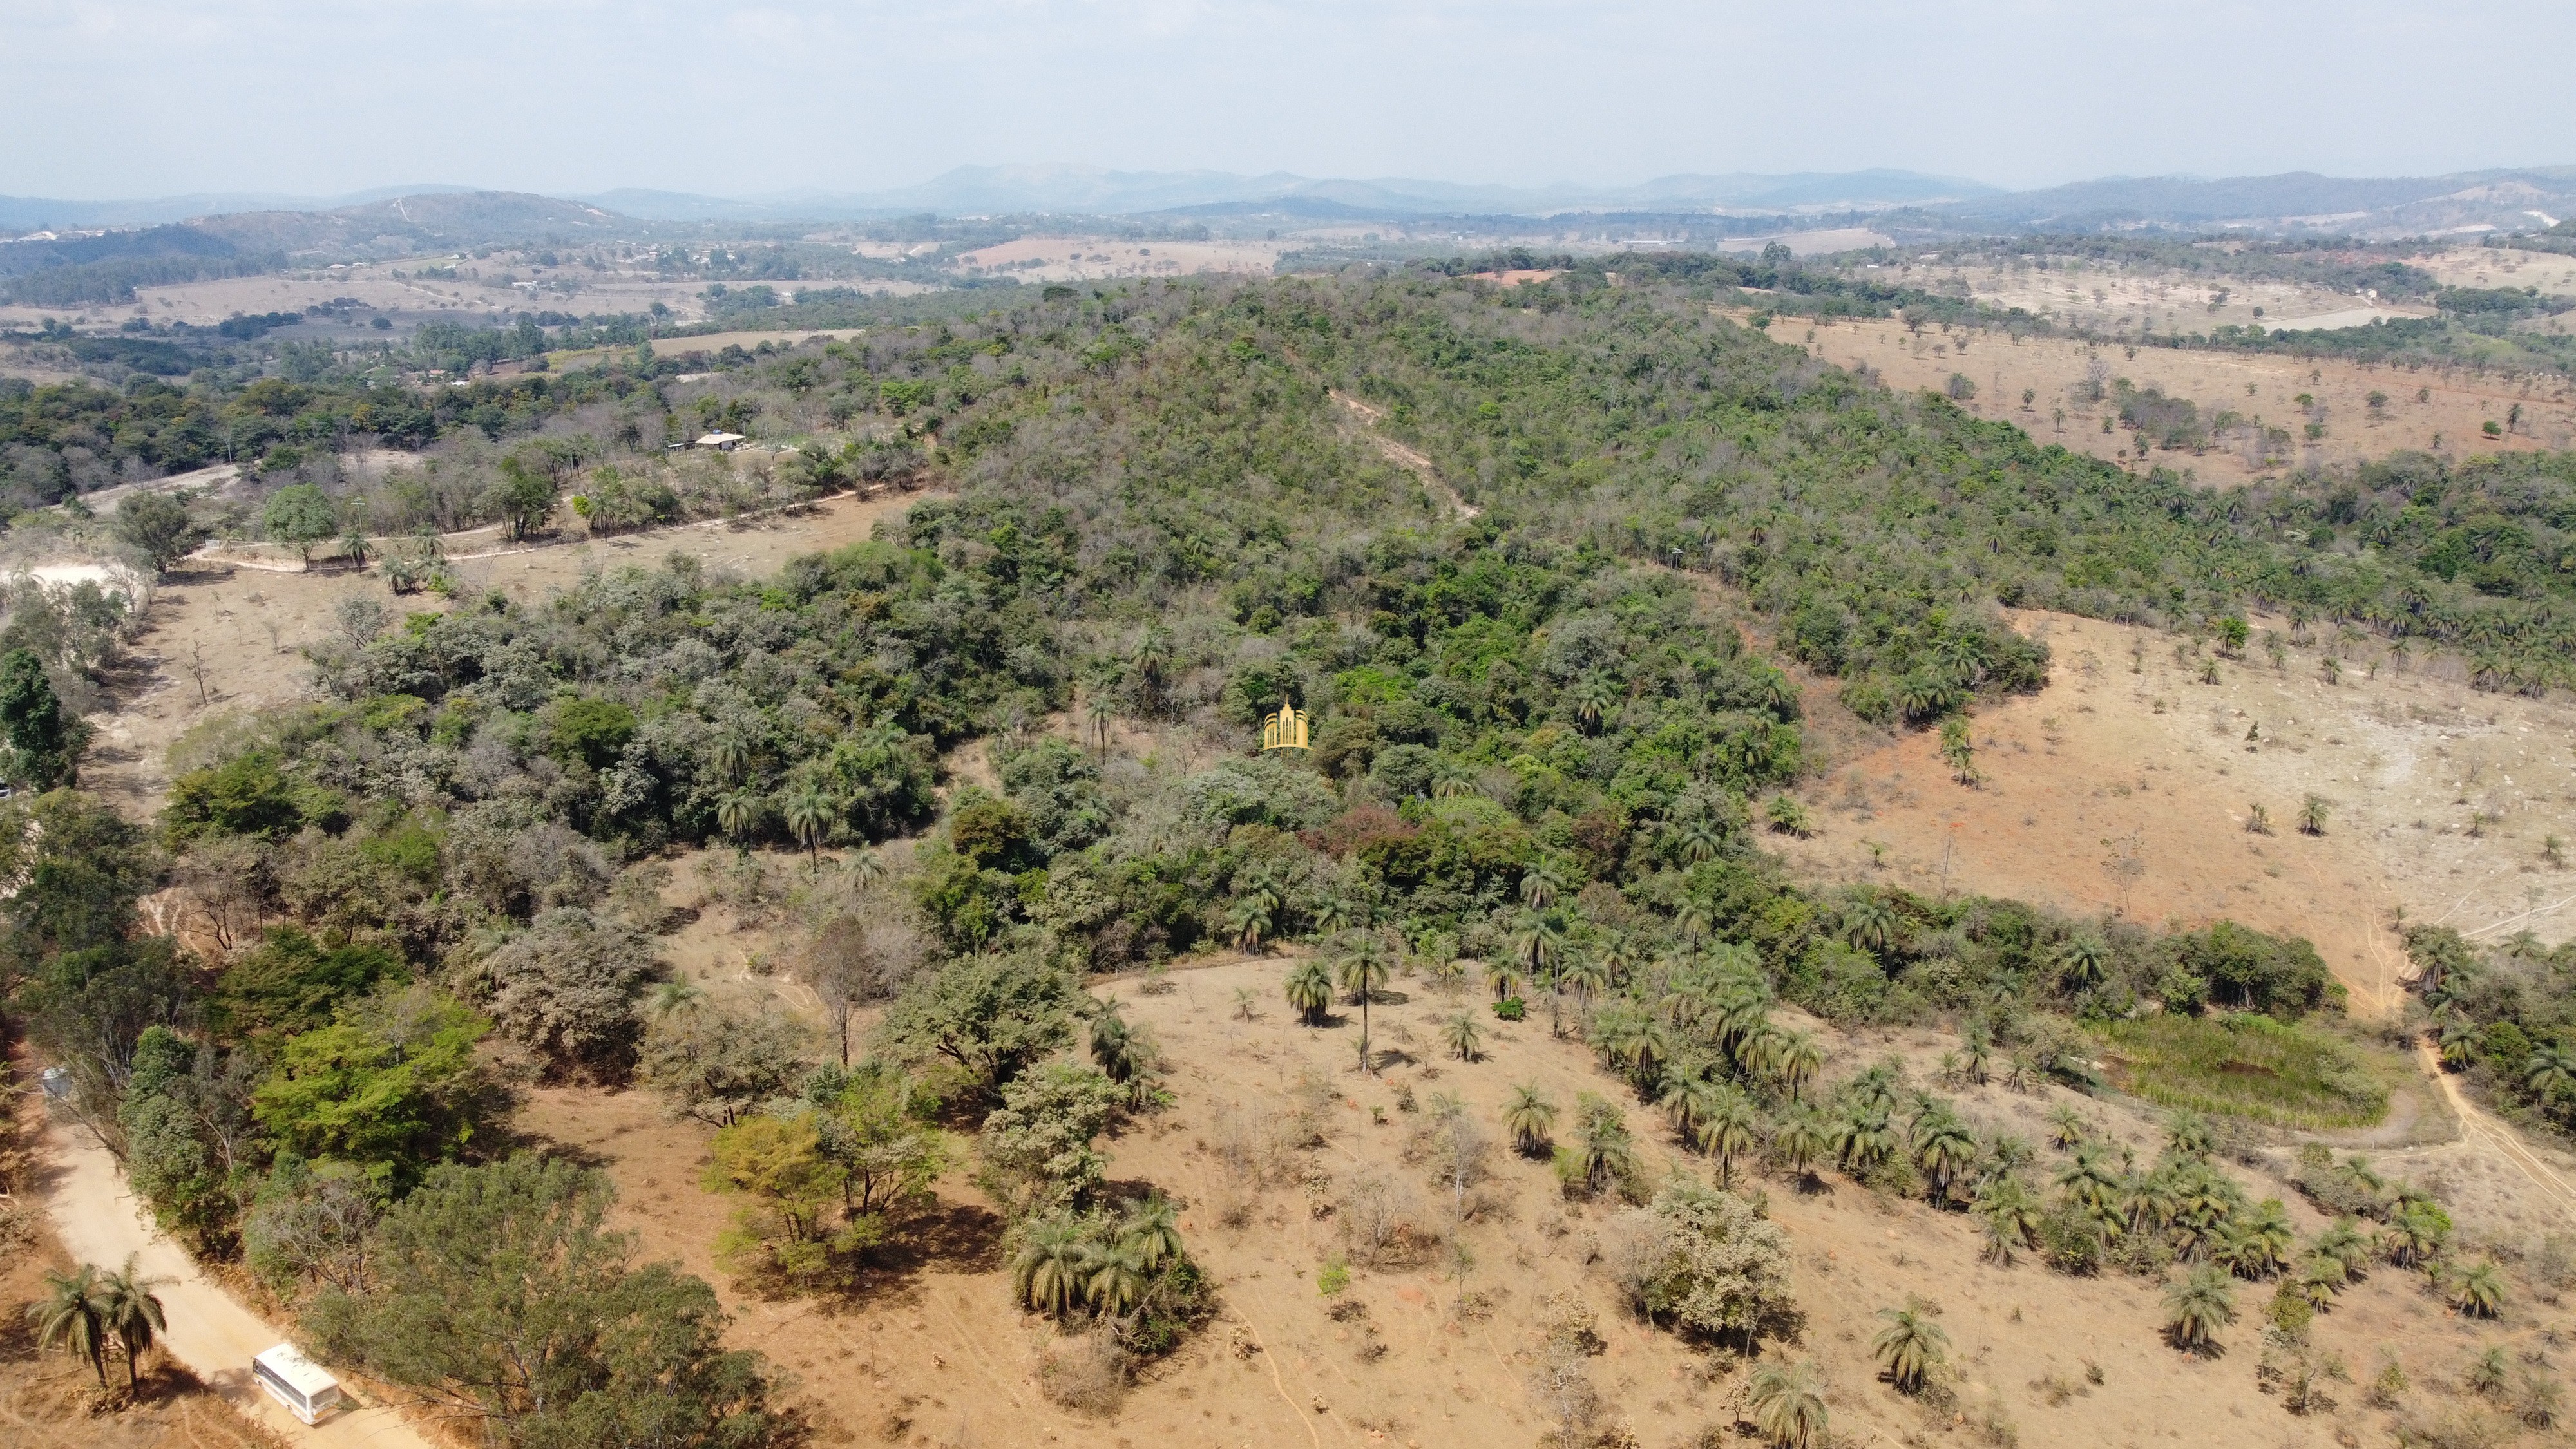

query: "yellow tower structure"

left=1261, top=697, right=1310, bottom=751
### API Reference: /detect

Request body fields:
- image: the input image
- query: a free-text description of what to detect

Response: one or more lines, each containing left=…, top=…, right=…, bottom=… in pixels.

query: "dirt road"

left=2414, top=1042, right=2576, bottom=1218
left=37, top=1122, right=437, bottom=1448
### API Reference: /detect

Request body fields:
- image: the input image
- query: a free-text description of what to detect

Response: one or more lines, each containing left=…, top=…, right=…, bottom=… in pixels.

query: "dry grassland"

left=951, top=236, right=1288, bottom=284
left=1751, top=312, right=2576, bottom=484
left=519, top=947, right=2566, bottom=1449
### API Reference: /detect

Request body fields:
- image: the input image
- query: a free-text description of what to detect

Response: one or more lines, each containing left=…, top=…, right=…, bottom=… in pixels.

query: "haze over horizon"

left=9, top=0, right=2574, bottom=202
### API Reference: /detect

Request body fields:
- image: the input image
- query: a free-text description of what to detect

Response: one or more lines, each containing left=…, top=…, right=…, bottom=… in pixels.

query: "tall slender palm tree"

left=1660, top=1074, right=1722, bottom=1150
left=1084, top=694, right=1115, bottom=753
left=1337, top=938, right=1391, bottom=1073
left=1558, top=953, right=1607, bottom=1010
left=2525, top=1043, right=2576, bottom=1102
left=26, top=1264, right=110, bottom=1389
left=1503, top=1083, right=1558, bottom=1156
left=782, top=783, right=835, bottom=860
left=95, top=1256, right=167, bottom=1392
left=1748, top=1359, right=1829, bottom=1448
left=1284, top=960, right=1333, bottom=1026
left=1518, top=864, right=1565, bottom=911
left=1484, top=958, right=1525, bottom=1003
left=715, top=788, right=764, bottom=844
left=1871, top=1300, right=1951, bottom=1393
left=1704, top=1091, right=1764, bottom=1187
left=1773, top=1109, right=1829, bottom=1187
left=2161, top=1265, right=2237, bottom=1350
left=1770, top=1031, right=1824, bottom=1101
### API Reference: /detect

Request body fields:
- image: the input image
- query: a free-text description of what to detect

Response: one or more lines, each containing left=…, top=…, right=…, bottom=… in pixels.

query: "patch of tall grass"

left=2092, top=1012, right=2392, bottom=1128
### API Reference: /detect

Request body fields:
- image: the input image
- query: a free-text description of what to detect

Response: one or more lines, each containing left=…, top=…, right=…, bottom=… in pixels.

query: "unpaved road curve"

left=2414, top=1043, right=2576, bottom=1218
left=38, top=1122, right=439, bottom=1448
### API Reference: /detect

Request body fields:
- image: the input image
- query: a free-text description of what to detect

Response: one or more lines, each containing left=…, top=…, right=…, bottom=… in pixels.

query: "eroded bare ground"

left=521, top=956, right=2572, bottom=1449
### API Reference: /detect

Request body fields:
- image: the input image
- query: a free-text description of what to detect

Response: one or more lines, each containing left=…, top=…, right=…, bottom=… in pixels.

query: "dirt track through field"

left=33, top=1123, right=436, bottom=1448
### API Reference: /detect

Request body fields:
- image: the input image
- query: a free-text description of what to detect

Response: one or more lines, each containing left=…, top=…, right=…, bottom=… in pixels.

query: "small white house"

left=692, top=431, right=747, bottom=451
left=252, top=1343, right=342, bottom=1425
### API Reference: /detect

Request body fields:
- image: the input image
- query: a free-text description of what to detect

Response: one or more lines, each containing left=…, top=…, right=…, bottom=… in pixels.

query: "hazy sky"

left=9, top=0, right=2573, bottom=198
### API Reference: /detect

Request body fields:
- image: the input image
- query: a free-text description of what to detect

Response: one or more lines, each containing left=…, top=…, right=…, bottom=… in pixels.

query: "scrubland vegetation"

left=5, top=261, right=2572, bottom=1446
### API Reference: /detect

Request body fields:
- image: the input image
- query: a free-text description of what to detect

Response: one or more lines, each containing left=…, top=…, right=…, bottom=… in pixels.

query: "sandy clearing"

left=34, top=1121, right=436, bottom=1448
left=951, top=235, right=1287, bottom=285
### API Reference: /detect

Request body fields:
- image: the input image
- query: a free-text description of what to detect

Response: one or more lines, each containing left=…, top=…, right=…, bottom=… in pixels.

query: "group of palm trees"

left=1007, top=1195, right=1188, bottom=1325
left=28, top=1255, right=168, bottom=1394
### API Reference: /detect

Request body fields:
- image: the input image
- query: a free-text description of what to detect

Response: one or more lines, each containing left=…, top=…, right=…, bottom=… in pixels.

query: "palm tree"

left=1569, top=674, right=1618, bottom=734
left=1841, top=889, right=1899, bottom=956
left=1430, top=760, right=1483, bottom=799
left=1089, top=1000, right=1152, bottom=1085
left=1672, top=898, right=1715, bottom=946
left=2450, top=1259, right=2506, bottom=1318
left=2524, top=1043, right=2576, bottom=1103
left=2293, top=1254, right=2347, bottom=1309
left=1773, top=1108, right=1829, bottom=1187
left=1518, top=863, right=1565, bottom=911
left=2310, top=1218, right=2371, bottom=1277
left=1284, top=960, right=1333, bottom=1026
left=1705, top=1092, right=1764, bottom=1186
left=1308, top=895, right=1357, bottom=936
left=1661, top=1074, right=1722, bottom=1150
left=2055, top=1146, right=2125, bottom=1223
left=1558, top=953, right=1607, bottom=1010
left=1484, top=958, right=1526, bottom=1003
left=1084, top=693, right=1115, bottom=753
left=2045, top=1104, right=2088, bottom=1150
left=2237, top=1198, right=2296, bottom=1278
left=95, top=1255, right=167, bottom=1391
left=1871, top=1300, right=1951, bottom=1393
left=1972, top=1175, right=2041, bottom=1264
left=1509, top=911, right=1561, bottom=986
left=1503, top=1083, right=1558, bottom=1156
left=708, top=726, right=755, bottom=783
left=2051, top=935, right=2108, bottom=993
left=1833, top=1106, right=1897, bottom=1173
left=1011, top=1218, right=1092, bottom=1317
left=2298, top=794, right=2330, bottom=835
left=1770, top=1031, right=1823, bottom=1101
left=2161, top=1265, right=2236, bottom=1351
left=1338, top=938, right=1391, bottom=1072
left=2164, top=1111, right=2215, bottom=1159
left=1442, top=1012, right=1483, bottom=1062
left=1117, top=1196, right=1184, bottom=1273
left=2383, top=1200, right=2449, bottom=1269
left=715, top=788, right=764, bottom=843
left=1083, top=1240, right=1151, bottom=1317
left=1226, top=894, right=1276, bottom=952
left=646, top=979, right=706, bottom=1021
left=26, top=1264, right=110, bottom=1388
left=782, top=783, right=835, bottom=860
left=1574, top=1096, right=1637, bottom=1194
left=1668, top=814, right=1726, bottom=867
left=1911, top=1109, right=1979, bottom=1206
left=1747, top=1359, right=1829, bottom=1448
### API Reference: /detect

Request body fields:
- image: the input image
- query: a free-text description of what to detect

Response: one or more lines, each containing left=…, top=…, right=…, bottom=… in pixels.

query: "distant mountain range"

left=582, top=166, right=2004, bottom=221
left=6, top=166, right=2574, bottom=265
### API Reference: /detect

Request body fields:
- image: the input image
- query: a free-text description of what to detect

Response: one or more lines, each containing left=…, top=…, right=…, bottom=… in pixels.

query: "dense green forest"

left=0, top=264, right=2547, bottom=1441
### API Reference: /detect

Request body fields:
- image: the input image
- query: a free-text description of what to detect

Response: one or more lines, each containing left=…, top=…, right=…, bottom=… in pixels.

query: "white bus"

left=252, top=1343, right=342, bottom=1425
